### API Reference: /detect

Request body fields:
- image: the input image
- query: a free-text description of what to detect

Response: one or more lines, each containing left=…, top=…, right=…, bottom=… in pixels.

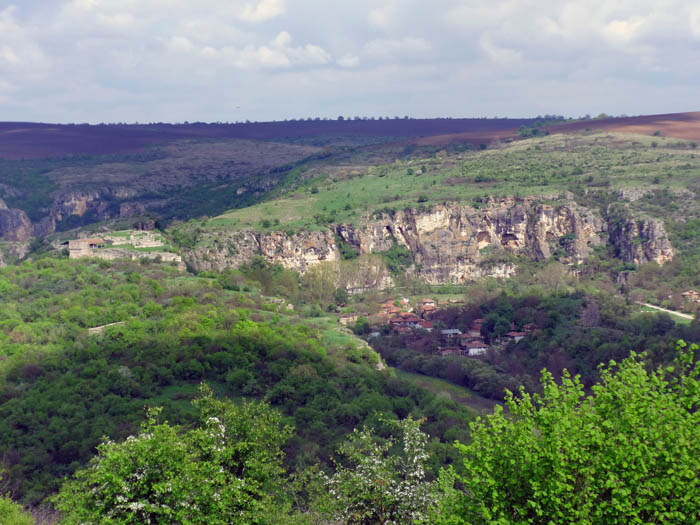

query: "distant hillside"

left=0, top=118, right=539, bottom=160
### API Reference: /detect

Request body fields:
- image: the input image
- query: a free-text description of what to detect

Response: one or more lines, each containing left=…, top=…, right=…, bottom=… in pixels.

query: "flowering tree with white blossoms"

left=324, top=417, right=438, bottom=525
left=54, top=384, right=292, bottom=525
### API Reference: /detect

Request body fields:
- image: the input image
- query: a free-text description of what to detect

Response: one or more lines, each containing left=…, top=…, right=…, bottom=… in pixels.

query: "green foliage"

left=0, top=495, right=34, bottom=525
left=318, top=418, right=438, bottom=524
left=352, top=316, right=370, bottom=335
left=335, top=235, right=359, bottom=260
left=378, top=242, right=413, bottom=276
left=54, top=386, right=292, bottom=524
left=0, top=258, right=472, bottom=505
left=440, top=343, right=700, bottom=524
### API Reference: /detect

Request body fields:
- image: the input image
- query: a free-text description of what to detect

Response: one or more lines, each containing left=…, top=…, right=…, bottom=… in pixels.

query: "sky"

left=1, top=0, right=700, bottom=123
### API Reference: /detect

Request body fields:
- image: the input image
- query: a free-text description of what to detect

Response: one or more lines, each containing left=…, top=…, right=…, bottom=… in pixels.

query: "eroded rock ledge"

left=185, top=197, right=674, bottom=286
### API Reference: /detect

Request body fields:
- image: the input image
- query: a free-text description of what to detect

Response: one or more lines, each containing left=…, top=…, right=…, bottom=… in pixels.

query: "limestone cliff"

left=0, top=199, right=34, bottom=241
left=607, top=212, right=674, bottom=265
left=189, top=230, right=340, bottom=273
left=335, top=199, right=605, bottom=284
left=0, top=189, right=152, bottom=240
left=185, top=198, right=641, bottom=286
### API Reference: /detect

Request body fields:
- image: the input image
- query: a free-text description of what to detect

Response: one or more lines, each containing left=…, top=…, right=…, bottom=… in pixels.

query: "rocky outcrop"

left=607, top=213, right=674, bottom=265
left=0, top=199, right=34, bottom=241
left=335, top=199, right=605, bottom=284
left=188, top=230, right=339, bottom=273
left=186, top=198, right=616, bottom=285
left=2, top=189, right=153, bottom=240
left=0, top=241, right=31, bottom=266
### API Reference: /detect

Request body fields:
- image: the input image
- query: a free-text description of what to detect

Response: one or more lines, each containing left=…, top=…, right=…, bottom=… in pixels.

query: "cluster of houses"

left=338, top=295, right=539, bottom=360
left=381, top=297, right=441, bottom=334
left=438, top=318, right=488, bottom=357
left=437, top=319, right=536, bottom=358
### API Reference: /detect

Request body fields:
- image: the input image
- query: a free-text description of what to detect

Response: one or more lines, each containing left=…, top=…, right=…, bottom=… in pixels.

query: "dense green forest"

left=0, top=256, right=698, bottom=523
left=6, top=341, right=697, bottom=524
left=0, top=257, right=471, bottom=507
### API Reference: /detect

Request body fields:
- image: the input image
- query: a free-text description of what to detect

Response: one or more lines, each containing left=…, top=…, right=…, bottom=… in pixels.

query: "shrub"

left=439, top=342, right=700, bottom=524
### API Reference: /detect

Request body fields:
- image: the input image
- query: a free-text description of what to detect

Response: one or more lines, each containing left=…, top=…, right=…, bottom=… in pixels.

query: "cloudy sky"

left=1, top=0, right=700, bottom=123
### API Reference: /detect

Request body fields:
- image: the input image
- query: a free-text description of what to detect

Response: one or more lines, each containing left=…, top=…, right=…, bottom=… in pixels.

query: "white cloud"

left=95, top=11, right=136, bottom=30
left=0, top=6, right=48, bottom=73
left=1, top=0, right=699, bottom=123
left=239, top=0, right=285, bottom=23
left=338, top=54, right=360, bottom=68
left=602, top=17, right=645, bottom=46
left=368, top=2, right=397, bottom=29
left=197, top=31, right=329, bottom=69
left=690, top=7, right=700, bottom=39
left=167, top=36, right=194, bottom=53
left=364, top=37, right=431, bottom=61
left=479, top=34, right=521, bottom=65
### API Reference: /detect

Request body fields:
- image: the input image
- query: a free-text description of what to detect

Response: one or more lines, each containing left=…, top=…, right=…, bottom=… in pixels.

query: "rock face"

left=0, top=199, right=34, bottom=241
left=608, top=214, right=674, bottom=265
left=186, top=198, right=654, bottom=286
left=0, top=189, right=152, bottom=240
left=188, top=230, right=340, bottom=273
left=335, top=199, right=606, bottom=284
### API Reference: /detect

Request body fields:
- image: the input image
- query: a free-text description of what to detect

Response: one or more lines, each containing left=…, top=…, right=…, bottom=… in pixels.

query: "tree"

left=0, top=496, right=34, bottom=525
left=533, top=261, right=570, bottom=292
left=54, top=385, right=293, bottom=524
left=320, top=418, right=438, bottom=525
left=439, top=342, right=700, bottom=524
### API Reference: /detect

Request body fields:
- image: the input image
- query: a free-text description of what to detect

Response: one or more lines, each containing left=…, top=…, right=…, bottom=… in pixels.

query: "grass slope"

left=199, top=132, right=700, bottom=235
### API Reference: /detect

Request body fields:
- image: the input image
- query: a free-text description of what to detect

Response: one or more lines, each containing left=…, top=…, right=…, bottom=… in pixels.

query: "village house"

left=421, top=298, right=436, bottom=308
left=420, top=304, right=436, bottom=317
left=418, top=320, right=433, bottom=332
left=506, top=331, right=527, bottom=343
left=439, top=346, right=462, bottom=357
left=68, top=238, right=106, bottom=259
left=440, top=328, right=462, bottom=339
left=681, top=290, right=700, bottom=302
left=463, top=340, right=489, bottom=357
left=390, top=315, right=421, bottom=328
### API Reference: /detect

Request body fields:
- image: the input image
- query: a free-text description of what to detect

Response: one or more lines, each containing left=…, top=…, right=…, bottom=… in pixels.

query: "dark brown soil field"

left=2, top=112, right=698, bottom=160
left=411, top=111, right=700, bottom=147
left=0, top=118, right=536, bottom=159
left=547, top=111, right=700, bottom=141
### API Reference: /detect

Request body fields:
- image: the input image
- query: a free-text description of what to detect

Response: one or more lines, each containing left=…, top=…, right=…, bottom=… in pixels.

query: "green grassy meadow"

left=201, top=132, right=700, bottom=234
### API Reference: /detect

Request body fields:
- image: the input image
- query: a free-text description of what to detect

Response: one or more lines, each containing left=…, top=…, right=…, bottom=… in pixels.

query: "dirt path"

left=636, top=302, right=694, bottom=320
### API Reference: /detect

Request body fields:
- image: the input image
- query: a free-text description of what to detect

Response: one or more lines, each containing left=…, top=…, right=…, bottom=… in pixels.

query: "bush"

left=0, top=496, right=34, bottom=525
left=440, top=342, right=700, bottom=524
left=54, top=386, right=292, bottom=525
